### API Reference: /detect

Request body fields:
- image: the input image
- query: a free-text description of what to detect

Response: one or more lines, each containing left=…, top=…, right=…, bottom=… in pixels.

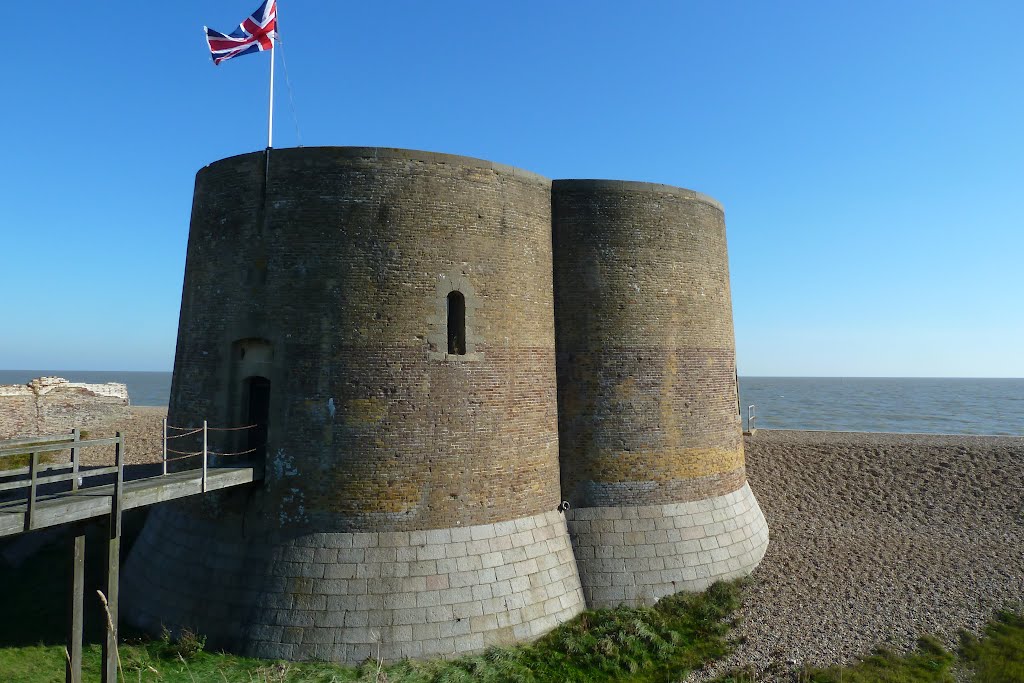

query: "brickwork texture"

left=552, top=180, right=745, bottom=508
left=122, top=147, right=768, bottom=663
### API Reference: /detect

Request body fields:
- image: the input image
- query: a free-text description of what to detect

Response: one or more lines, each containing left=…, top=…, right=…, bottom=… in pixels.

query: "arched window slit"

left=447, top=291, right=466, bottom=355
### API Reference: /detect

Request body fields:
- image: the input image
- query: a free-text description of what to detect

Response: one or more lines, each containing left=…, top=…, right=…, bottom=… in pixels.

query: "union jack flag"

left=204, top=0, right=278, bottom=66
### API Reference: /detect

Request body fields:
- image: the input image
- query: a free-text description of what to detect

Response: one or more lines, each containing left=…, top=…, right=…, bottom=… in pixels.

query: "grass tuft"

left=0, top=579, right=744, bottom=683
left=959, top=608, right=1024, bottom=683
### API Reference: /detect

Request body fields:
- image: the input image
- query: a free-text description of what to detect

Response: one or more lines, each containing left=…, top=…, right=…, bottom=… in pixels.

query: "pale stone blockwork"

left=123, top=507, right=585, bottom=664
left=565, top=483, right=768, bottom=607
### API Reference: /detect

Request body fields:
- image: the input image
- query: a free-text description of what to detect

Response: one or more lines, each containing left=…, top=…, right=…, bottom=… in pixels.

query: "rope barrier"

left=208, top=445, right=265, bottom=457
left=164, top=428, right=203, bottom=440
left=163, top=452, right=204, bottom=463
left=166, top=448, right=203, bottom=457
left=165, top=424, right=257, bottom=432
left=276, top=36, right=303, bottom=147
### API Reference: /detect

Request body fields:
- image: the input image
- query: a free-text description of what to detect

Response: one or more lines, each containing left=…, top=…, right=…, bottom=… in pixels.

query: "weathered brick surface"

left=551, top=180, right=746, bottom=507
left=123, top=148, right=770, bottom=662
left=565, top=483, right=769, bottom=607
left=122, top=507, right=584, bottom=663
left=167, top=147, right=560, bottom=531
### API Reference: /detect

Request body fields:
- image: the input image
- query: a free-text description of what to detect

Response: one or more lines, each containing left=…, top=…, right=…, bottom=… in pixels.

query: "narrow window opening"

left=447, top=291, right=466, bottom=355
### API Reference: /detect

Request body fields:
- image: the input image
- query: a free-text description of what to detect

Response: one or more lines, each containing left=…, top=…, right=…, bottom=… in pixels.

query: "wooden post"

left=65, top=524, right=85, bottom=683
left=202, top=420, right=208, bottom=493
left=161, top=418, right=167, bottom=476
left=101, top=433, right=124, bottom=683
left=70, top=428, right=80, bottom=492
left=26, top=451, right=39, bottom=531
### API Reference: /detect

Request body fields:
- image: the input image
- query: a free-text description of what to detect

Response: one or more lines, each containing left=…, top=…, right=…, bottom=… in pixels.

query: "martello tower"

left=122, top=147, right=767, bottom=664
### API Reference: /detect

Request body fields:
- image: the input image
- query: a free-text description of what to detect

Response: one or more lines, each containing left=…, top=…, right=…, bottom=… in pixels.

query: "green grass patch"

left=959, top=609, right=1024, bottom=683
left=716, top=608, right=1024, bottom=683
left=0, top=450, right=57, bottom=472
left=802, top=636, right=956, bottom=683
left=0, top=580, right=743, bottom=683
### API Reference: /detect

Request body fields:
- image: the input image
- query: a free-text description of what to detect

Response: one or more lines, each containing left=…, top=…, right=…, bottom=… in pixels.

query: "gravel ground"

left=692, top=429, right=1024, bottom=681
left=77, top=405, right=167, bottom=466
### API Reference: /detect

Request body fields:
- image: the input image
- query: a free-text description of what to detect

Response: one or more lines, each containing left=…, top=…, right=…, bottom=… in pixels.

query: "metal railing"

left=746, top=404, right=757, bottom=433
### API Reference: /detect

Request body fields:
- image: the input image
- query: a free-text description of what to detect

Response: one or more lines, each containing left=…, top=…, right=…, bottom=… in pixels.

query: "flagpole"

left=267, top=39, right=275, bottom=149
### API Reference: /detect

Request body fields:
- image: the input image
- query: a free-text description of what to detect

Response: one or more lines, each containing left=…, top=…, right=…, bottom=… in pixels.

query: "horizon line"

left=2, top=369, right=1022, bottom=381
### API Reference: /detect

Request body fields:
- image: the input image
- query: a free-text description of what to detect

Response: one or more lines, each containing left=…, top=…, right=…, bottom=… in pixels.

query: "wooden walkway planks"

left=0, top=467, right=257, bottom=537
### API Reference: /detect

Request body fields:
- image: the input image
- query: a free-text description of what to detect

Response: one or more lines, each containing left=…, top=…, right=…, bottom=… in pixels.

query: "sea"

left=1, top=371, right=1021, bottom=436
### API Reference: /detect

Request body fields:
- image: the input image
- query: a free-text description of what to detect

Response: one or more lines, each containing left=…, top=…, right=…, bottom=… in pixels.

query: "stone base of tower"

left=565, top=483, right=769, bottom=608
left=123, top=506, right=585, bottom=663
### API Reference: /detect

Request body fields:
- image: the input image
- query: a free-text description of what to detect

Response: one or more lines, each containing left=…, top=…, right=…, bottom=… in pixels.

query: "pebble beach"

left=695, top=429, right=1024, bottom=680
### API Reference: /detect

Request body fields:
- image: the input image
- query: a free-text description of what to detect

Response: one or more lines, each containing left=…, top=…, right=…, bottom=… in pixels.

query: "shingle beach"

left=694, top=430, right=1024, bottom=680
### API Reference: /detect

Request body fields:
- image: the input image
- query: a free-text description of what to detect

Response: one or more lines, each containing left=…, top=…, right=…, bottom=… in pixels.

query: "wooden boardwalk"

left=0, top=428, right=261, bottom=683
left=0, top=465, right=257, bottom=537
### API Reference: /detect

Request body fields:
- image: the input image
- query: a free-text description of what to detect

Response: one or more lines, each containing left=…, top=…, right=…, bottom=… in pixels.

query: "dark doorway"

left=447, top=291, right=466, bottom=355
left=245, top=376, right=271, bottom=459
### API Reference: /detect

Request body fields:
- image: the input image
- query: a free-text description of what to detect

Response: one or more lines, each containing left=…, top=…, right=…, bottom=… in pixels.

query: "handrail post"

left=162, top=418, right=168, bottom=476
left=26, top=451, right=39, bottom=531
left=202, top=420, right=208, bottom=493
left=102, top=432, right=124, bottom=683
left=66, top=522, right=85, bottom=683
left=70, top=428, right=80, bottom=492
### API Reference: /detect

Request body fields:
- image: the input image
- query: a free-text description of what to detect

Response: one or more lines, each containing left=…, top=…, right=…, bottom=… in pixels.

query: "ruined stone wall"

left=0, top=377, right=129, bottom=439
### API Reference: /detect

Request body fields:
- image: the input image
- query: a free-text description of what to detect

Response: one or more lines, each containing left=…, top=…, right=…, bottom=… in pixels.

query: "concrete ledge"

left=565, top=482, right=769, bottom=607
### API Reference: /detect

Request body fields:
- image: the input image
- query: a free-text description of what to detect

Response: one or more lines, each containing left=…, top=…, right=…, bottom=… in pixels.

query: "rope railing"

left=208, top=445, right=265, bottom=457
left=165, top=446, right=263, bottom=460
left=163, top=427, right=204, bottom=440
left=160, top=419, right=262, bottom=488
left=166, top=423, right=257, bottom=432
left=165, top=448, right=204, bottom=457
left=160, top=454, right=204, bottom=464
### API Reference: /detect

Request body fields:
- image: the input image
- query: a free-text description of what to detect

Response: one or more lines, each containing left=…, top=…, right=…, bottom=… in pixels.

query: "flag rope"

left=277, top=36, right=303, bottom=147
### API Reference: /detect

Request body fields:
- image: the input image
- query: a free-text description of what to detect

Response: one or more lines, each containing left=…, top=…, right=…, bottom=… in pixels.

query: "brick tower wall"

left=122, top=148, right=584, bottom=662
left=551, top=180, right=768, bottom=606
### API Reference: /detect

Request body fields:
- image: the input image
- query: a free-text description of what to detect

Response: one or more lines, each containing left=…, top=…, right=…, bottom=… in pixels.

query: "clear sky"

left=2, top=1, right=1021, bottom=377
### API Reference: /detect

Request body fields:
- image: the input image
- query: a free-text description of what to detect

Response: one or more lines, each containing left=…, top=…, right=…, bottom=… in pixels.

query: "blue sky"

left=1, top=1, right=1021, bottom=376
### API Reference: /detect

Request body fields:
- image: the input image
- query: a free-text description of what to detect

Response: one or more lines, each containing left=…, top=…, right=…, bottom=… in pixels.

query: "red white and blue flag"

left=204, top=0, right=278, bottom=66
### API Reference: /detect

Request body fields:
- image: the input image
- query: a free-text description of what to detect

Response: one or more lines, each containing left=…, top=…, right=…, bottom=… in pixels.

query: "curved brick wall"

left=170, top=147, right=562, bottom=532
left=123, top=147, right=584, bottom=661
left=551, top=180, right=768, bottom=605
